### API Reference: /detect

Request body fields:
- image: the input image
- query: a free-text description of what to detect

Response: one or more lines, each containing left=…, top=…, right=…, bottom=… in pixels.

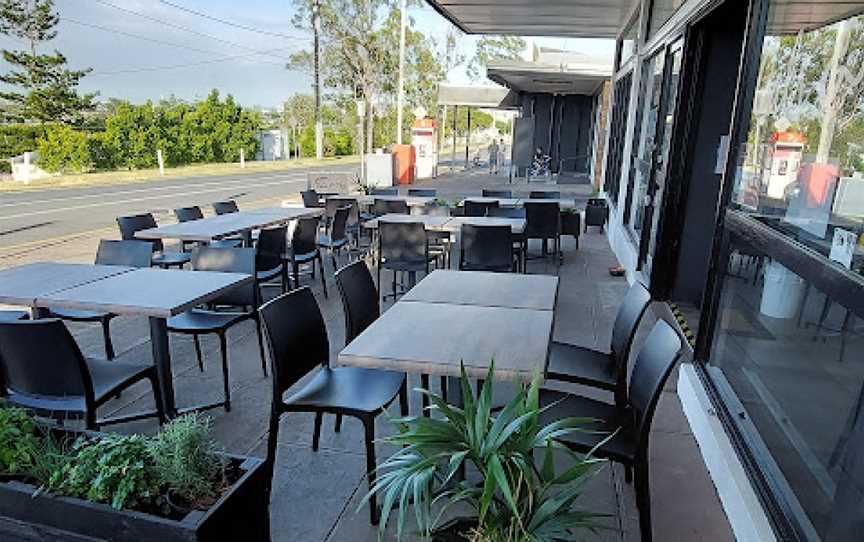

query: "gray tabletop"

left=400, top=270, right=558, bottom=310
left=442, top=216, right=526, bottom=234
left=357, top=195, right=436, bottom=207
left=0, top=262, right=134, bottom=307
left=134, top=208, right=321, bottom=242
left=36, top=268, right=252, bottom=318
left=337, top=301, right=553, bottom=382
left=461, top=197, right=521, bottom=207
left=363, top=213, right=452, bottom=231
left=518, top=198, right=577, bottom=209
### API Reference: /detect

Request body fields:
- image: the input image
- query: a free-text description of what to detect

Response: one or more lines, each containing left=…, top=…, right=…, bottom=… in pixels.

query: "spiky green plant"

left=364, top=363, right=609, bottom=541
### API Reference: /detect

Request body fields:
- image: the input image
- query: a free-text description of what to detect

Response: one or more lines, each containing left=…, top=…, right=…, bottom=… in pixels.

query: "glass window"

left=648, top=0, right=685, bottom=37
left=619, top=16, right=638, bottom=66
left=629, top=51, right=665, bottom=230
left=708, top=3, right=864, bottom=538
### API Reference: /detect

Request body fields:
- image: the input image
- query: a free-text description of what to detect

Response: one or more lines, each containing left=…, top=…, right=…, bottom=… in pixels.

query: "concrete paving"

left=0, top=167, right=733, bottom=541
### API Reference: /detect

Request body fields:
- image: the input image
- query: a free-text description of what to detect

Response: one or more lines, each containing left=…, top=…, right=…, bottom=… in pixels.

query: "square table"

left=400, top=270, right=558, bottom=311
left=0, top=262, right=133, bottom=309
left=36, top=267, right=253, bottom=417
left=337, top=301, right=554, bottom=382
left=442, top=216, right=526, bottom=234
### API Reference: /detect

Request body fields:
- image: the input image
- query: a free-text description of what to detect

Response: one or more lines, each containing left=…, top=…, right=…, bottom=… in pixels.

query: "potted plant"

left=364, top=364, right=608, bottom=541
left=0, top=408, right=270, bottom=542
left=585, top=194, right=608, bottom=232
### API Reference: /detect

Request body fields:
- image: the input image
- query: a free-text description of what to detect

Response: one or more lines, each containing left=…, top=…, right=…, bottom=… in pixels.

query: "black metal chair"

left=408, top=188, right=436, bottom=197
left=370, top=187, right=398, bottom=196
left=212, top=200, right=239, bottom=215
left=259, top=287, right=407, bottom=524
left=318, top=205, right=351, bottom=271
left=301, top=190, right=323, bottom=208
left=529, top=190, right=561, bottom=199
left=166, top=247, right=267, bottom=412
left=540, top=320, right=684, bottom=542
left=47, top=240, right=153, bottom=360
left=377, top=220, right=434, bottom=300
left=524, top=201, right=561, bottom=268
left=372, top=198, right=409, bottom=216
left=482, top=189, right=512, bottom=198
left=256, top=226, right=288, bottom=293
left=117, top=213, right=192, bottom=268
left=546, top=281, right=652, bottom=408
left=0, top=319, right=166, bottom=429
left=464, top=199, right=499, bottom=217
left=285, top=217, right=328, bottom=297
left=460, top=224, right=515, bottom=272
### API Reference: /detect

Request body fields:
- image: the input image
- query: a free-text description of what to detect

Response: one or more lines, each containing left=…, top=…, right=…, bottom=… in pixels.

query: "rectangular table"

left=517, top=198, right=578, bottom=209
left=36, top=267, right=253, bottom=417
left=337, top=300, right=554, bottom=382
left=0, top=262, right=133, bottom=308
left=362, top=213, right=452, bottom=231
left=442, top=216, right=526, bottom=234
left=357, top=195, right=436, bottom=207
left=134, top=208, right=321, bottom=243
left=400, top=270, right=558, bottom=310
left=461, top=197, right=521, bottom=208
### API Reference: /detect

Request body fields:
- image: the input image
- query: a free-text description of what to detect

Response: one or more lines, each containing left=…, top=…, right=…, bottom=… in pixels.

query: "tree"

left=466, top=35, right=526, bottom=81
left=0, top=0, right=95, bottom=124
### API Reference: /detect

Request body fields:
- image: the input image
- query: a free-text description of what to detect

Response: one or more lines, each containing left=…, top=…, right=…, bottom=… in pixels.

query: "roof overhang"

left=769, top=1, right=864, bottom=34
left=437, top=84, right=512, bottom=108
left=486, top=58, right=611, bottom=95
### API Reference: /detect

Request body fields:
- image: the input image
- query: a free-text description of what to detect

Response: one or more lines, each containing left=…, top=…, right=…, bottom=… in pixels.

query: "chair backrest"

left=610, top=282, right=653, bottom=373
left=213, top=201, right=239, bottom=215
left=627, top=320, right=683, bottom=449
left=524, top=202, right=560, bottom=238
left=486, top=207, right=526, bottom=219
left=259, top=287, right=330, bottom=400
left=324, top=198, right=343, bottom=221
left=460, top=224, right=513, bottom=272
left=256, top=227, right=287, bottom=272
left=482, top=189, right=512, bottom=198
left=175, top=206, right=204, bottom=223
left=95, top=240, right=153, bottom=268
left=290, top=217, right=319, bottom=256
left=117, top=213, right=162, bottom=252
left=0, top=320, right=93, bottom=411
left=334, top=261, right=380, bottom=343
left=464, top=199, right=499, bottom=217
left=379, top=221, right=427, bottom=264
left=330, top=206, right=350, bottom=242
left=408, top=189, right=436, bottom=197
left=191, top=247, right=257, bottom=307
left=529, top=191, right=561, bottom=199
left=373, top=198, right=409, bottom=216
left=371, top=187, right=397, bottom=196
left=301, top=190, right=320, bottom=208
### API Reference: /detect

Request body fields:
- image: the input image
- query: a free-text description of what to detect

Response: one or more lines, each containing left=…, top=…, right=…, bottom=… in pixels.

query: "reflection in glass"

left=629, top=52, right=665, bottom=231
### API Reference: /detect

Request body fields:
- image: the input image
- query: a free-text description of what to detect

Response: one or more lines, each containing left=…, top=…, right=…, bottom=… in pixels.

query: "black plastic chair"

left=529, top=190, right=561, bottom=199
left=460, top=224, right=515, bottom=272
left=166, top=247, right=267, bottom=412
left=377, top=220, right=433, bottom=300
left=318, top=205, right=351, bottom=271
left=408, top=188, right=436, bottom=197
left=486, top=207, right=526, bottom=218
left=372, top=198, right=409, bottom=216
left=539, top=320, right=684, bottom=542
left=47, top=240, right=153, bottom=360
left=524, top=201, right=561, bottom=267
left=335, top=261, right=380, bottom=344
left=285, top=217, right=328, bottom=297
left=213, top=200, right=239, bottom=215
left=117, top=213, right=192, bottom=268
left=256, top=226, right=288, bottom=293
left=487, top=207, right=528, bottom=272
left=482, top=189, right=512, bottom=198
left=370, top=187, right=398, bottom=196
left=0, top=319, right=165, bottom=429
left=0, top=311, right=27, bottom=322
left=301, top=190, right=323, bottom=208
left=546, top=281, right=652, bottom=408
left=259, top=287, right=407, bottom=524
left=464, top=199, right=499, bottom=217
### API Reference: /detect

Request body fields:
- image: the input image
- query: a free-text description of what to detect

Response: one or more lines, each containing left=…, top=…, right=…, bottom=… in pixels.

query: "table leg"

left=149, top=316, right=177, bottom=418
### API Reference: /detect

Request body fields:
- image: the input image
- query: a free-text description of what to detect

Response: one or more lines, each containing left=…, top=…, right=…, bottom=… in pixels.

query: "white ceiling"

left=487, top=59, right=610, bottom=95
left=769, top=1, right=864, bottom=34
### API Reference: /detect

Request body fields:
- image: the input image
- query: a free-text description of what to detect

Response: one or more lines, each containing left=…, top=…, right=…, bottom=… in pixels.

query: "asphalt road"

left=0, top=164, right=357, bottom=251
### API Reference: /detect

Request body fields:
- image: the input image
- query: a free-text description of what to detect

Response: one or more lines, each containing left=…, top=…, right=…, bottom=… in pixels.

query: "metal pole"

left=312, top=0, right=324, bottom=160
left=396, top=0, right=407, bottom=145
left=465, top=107, right=471, bottom=168
left=452, top=105, right=457, bottom=172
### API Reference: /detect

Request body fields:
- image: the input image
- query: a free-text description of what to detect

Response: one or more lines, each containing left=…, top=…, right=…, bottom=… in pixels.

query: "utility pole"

left=312, top=0, right=324, bottom=160
left=396, top=0, right=407, bottom=145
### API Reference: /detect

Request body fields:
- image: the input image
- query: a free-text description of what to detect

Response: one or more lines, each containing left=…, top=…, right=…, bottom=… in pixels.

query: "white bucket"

left=759, top=261, right=806, bottom=319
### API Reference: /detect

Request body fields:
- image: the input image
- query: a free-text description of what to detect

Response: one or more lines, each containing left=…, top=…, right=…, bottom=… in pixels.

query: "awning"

left=437, top=84, right=510, bottom=107
left=486, top=57, right=611, bottom=95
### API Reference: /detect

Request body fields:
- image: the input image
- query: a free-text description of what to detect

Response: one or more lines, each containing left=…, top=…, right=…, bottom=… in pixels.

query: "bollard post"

left=240, top=148, right=245, bottom=168
left=157, top=149, right=165, bottom=176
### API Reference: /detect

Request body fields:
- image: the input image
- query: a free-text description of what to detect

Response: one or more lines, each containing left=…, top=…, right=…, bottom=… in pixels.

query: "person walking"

left=497, top=138, right=507, bottom=173
left=488, top=139, right=499, bottom=174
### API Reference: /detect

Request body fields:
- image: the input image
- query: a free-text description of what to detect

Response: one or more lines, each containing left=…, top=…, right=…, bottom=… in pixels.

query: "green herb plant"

left=364, top=363, right=608, bottom=542
left=0, top=404, right=39, bottom=476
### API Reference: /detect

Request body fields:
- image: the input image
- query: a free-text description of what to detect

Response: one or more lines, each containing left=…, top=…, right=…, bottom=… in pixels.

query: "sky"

left=0, top=0, right=615, bottom=110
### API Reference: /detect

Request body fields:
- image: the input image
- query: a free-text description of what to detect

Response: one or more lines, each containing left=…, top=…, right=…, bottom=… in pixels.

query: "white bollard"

left=157, top=149, right=165, bottom=176
left=240, top=148, right=245, bottom=168
left=22, top=152, right=31, bottom=184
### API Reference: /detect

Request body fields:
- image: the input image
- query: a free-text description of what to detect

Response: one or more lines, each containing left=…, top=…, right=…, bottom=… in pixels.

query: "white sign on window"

left=829, top=228, right=857, bottom=269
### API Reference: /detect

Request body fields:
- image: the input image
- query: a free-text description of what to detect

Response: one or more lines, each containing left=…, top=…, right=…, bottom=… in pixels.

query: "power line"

left=156, top=0, right=309, bottom=41
left=88, top=50, right=283, bottom=76
left=90, top=0, right=296, bottom=63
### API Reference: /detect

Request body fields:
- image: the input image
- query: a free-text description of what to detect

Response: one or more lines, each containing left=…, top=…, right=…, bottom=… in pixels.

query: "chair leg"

left=264, top=410, right=281, bottom=499
left=293, top=261, right=301, bottom=290
left=335, top=413, right=343, bottom=432
left=313, top=412, right=323, bottom=451
left=193, top=334, right=204, bottom=372
left=101, top=317, right=115, bottom=360
left=317, top=254, right=328, bottom=298
left=420, top=374, right=430, bottom=417
left=363, top=417, right=379, bottom=525
left=254, top=316, right=268, bottom=377
left=219, top=333, right=231, bottom=412
left=624, top=465, right=633, bottom=484
left=148, top=371, right=167, bottom=425
left=635, top=460, right=652, bottom=542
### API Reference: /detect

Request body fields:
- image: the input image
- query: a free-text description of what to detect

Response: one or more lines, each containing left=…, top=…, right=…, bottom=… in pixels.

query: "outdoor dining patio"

left=0, top=174, right=731, bottom=542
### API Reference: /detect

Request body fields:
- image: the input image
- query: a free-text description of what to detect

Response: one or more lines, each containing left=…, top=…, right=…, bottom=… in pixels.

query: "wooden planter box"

left=0, top=430, right=270, bottom=542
